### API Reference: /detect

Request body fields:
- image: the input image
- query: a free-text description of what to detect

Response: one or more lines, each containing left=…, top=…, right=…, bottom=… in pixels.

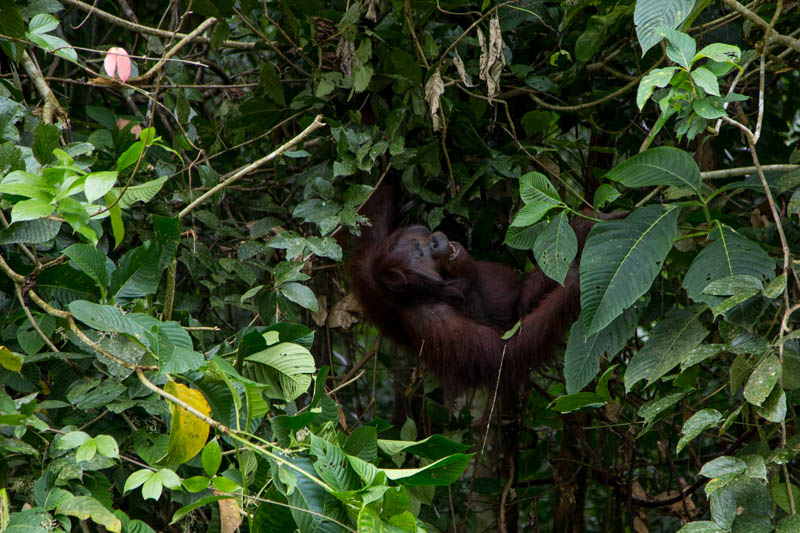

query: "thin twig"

left=60, top=0, right=255, bottom=50
left=179, top=115, right=327, bottom=219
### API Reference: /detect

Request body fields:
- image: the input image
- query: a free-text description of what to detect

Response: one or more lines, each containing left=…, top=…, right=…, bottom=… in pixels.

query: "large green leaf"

left=533, top=211, right=577, bottom=284
left=564, top=307, right=636, bottom=394
left=109, top=177, right=168, bottom=209
left=624, top=306, right=707, bottom=391
left=634, top=0, right=694, bottom=54
left=684, top=227, right=775, bottom=307
left=68, top=300, right=148, bottom=342
left=580, top=205, right=679, bottom=335
left=64, top=243, right=113, bottom=295
left=56, top=496, right=121, bottom=532
left=380, top=454, right=471, bottom=486
left=310, top=435, right=360, bottom=491
left=604, top=147, right=701, bottom=195
left=0, top=219, right=60, bottom=244
left=743, top=355, right=781, bottom=407
left=109, top=242, right=161, bottom=302
left=245, top=339, right=315, bottom=401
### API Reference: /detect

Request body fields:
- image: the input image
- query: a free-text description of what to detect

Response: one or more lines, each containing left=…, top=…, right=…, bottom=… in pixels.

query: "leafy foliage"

left=1, top=1, right=799, bottom=532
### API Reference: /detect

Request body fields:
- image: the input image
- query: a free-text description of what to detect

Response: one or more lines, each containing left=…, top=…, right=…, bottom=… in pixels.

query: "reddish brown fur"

left=347, top=182, right=592, bottom=392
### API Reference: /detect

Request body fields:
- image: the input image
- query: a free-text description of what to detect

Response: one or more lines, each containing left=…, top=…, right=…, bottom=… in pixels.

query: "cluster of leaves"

left=0, top=0, right=800, bottom=532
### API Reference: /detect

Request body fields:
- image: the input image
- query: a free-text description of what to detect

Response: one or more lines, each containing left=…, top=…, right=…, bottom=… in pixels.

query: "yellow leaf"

left=0, top=346, right=22, bottom=372
left=159, top=381, right=211, bottom=466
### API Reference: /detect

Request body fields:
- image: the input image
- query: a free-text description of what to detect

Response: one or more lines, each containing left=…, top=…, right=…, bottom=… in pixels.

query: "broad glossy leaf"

left=581, top=205, right=679, bottom=335
left=64, top=243, right=113, bottom=293
left=109, top=242, right=161, bottom=302
left=380, top=454, right=471, bottom=486
left=634, top=0, right=694, bottom=54
left=605, top=147, right=701, bottom=194
left=684, top=227, right=775, bottom=306
left=743, top=355, right=781, bottom=407
left=56, top=496, right=121, bottom=532
left=534, top=212, right=577, bottom=284
left=10, top=198, right=54, bottom=223
left=564, top=308, right=636, bottom=393
left=624, top=306, right=707, bottom=391
left=245, top=341, right=315, bottom=401
left=677, top=409, right=721, bottom=453
left=84, top=171, right=117, bottom=203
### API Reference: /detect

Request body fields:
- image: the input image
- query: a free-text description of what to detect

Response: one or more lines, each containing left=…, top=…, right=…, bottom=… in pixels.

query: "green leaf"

left=171, top=495, right=234, bottom=524
left=68, top=300, right=147, bottom=341
left=64, top=243, right=113, bottom=295
left=279, top=282, right=318, bottom=312
left=380, top=454, right=472, bottom=486
left=33, top=123, right=60, bottom=165
left=699, top=456, right=747, bottom=478
left=201, top=438, right=222, bottom=477
left=104, top=191, right=124, bottom=248
left=504, top=223, right=545, bottom=250
left=0, top=0, right=25, bottom=40
left=702, top=274, right=762, bottom=296
left=533, top=211, right=577, bottom=284
left=109, top=242, right=161, bottom=302
left=510, top=202, right=559, bottom=228
left=659, top=28, right=696, bottom=68
left=56, top=496, right=122, bottom=532
left=520, top=171, right=562, bottom=203
left=549, top=392, right=606, bottom=413
left=593, top=183, right=621, bottom=208
left=75, top=439, right=97, bottom=462
left=693, top=97, right=727, bottom=119
left=564, top=308, right=636, bottom=393
left=245, top=340, right=315, bottom=401
left=693, top=43, right=741, bottom=66
left=84, top=171, right=117, bottom=203
left=56, top=430, right=91, bottom=450
left=605, top=147, right=701, bottom=194
left=122, top=468, right=156, bottom=494
left=581, top=205, right=679, bottom=335
left=676, top=521, right=725, bottom=532
left=109, top=177, right=168, bottom=209
left=676, top=409, right=722, bottom=453
left=259, top=61, right=285, bottom=106
left=28, top=14, right=58, bottom=35
left=157, top=468, right=182, bottom=490
left=141, top=475, right=163, bottom=501
left=10, top=198, right=54, bottom=223
left=777, top=514, right=800, bottom=533
left=624, top=306, right=707, bottom=391
left=634, top=0, right=694, bottom=54
left=743, top=355, right=781, bottom=407
left=0, top=219, right=61, bottom=244
left=754, top=387, right=786, bottom=422
left=684, top=226, right=775, bottom=307
left=95, top=435, right=119, bottom=458
left=690, top=67, right=720, bottom=96
left=636, top=67, right=678, bottom=109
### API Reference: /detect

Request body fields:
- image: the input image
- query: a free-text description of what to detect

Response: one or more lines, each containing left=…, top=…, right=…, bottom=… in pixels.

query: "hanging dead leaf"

left=158, top=381, right=211, bottom=466
left=365, top=0, right=379, bottom=22
left=485, top=15, right=506, bottom=101
left=453, top=49, right=474, bottom=87
left=311, top=294, right=328, bottom=326
left=328, top=292, right=362, bottom=329
left=336, top=39, right=355, bottom=76
left=424, top=70, right=444, bottom=132
left=218, top=497, right=242, bottom=533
